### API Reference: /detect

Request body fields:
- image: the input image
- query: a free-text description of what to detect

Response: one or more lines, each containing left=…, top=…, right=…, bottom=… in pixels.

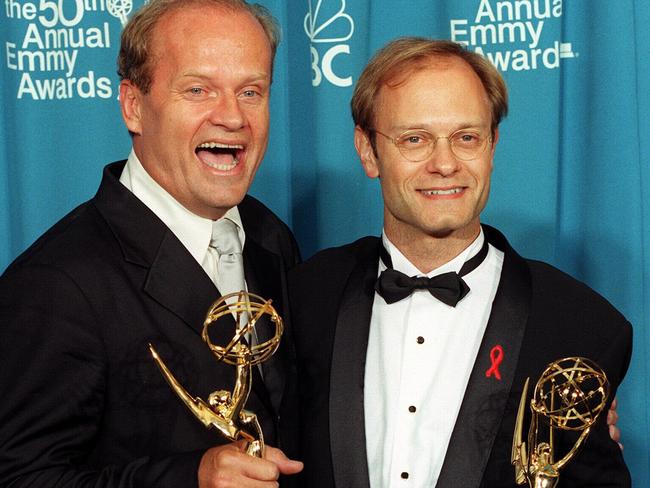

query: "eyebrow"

left=389, top=122, right=489, bottom=133
left=179, top=72, right=271, bottom=84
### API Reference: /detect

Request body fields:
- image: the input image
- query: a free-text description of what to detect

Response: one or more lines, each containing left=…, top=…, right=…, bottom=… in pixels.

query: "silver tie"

left=209, top=218, right=246, bottom=299
left=207, top=218, right=258, bottom=345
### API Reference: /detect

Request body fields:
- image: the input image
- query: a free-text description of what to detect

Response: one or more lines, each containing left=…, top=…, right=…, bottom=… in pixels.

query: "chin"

left=423, top=219, right=478, bottom=238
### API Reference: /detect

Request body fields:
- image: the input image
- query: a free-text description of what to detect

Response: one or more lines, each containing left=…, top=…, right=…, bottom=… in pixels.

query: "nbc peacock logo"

left=304, top=0, right=355, bottom=87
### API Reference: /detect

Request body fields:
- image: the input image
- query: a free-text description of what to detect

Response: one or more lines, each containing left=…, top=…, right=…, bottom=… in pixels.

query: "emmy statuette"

left=149, top=291, right=283, bottom=458
left=511, top=357, right=610, bottom=487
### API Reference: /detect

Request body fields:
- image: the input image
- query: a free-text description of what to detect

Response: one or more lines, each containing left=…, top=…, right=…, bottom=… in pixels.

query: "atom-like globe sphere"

left=202, top=292, right=283, bottom=367
left=531, top=357, right=609, bottom=431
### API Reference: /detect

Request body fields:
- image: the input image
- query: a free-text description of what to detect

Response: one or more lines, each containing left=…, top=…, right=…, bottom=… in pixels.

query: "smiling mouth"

left=195, top=142, right=245, bottom=170
left=420, top=188, right=464, bottom=196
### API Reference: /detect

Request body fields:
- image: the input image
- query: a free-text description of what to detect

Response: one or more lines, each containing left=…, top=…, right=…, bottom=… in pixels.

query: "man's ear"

left=119, top=80, right=143, bottom=136
left=354, top=126, right=380, bottom=178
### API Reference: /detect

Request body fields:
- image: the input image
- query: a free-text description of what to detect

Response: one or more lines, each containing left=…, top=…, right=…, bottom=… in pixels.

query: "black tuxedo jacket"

left=0, top=161, right=301, bottom=487
left=289, top=225, right=632, bottom=487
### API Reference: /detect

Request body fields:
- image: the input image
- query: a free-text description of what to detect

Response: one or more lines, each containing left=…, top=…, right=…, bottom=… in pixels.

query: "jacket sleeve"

left=559, top=318, right=633, bottom=487
left=0, top=264, right=202, bottom=488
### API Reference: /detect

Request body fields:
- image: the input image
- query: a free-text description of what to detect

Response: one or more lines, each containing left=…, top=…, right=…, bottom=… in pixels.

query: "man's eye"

left=242, top=89, right=259, bottom=98
left=455, top=132, right=480, bottom=145
left=401, top=133, right=429, bottom=146
left=189, top=87, right=204, bottom=95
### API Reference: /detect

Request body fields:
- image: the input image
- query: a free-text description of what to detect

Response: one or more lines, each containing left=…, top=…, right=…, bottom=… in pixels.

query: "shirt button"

left=408, top=405, right=416, bottom=413
left=401, top=472, right=409, bottom=479
left=416, top=336, right=425, bottom=344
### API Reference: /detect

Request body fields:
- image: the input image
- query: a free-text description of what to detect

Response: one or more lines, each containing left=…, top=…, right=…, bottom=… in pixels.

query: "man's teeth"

left=196, top=141, right=243, bottom=170
left=197, top=142, right=244, bottom=150
left=204, top=159, right=239, bottom=170
left=421, top=188, right=462, bottom=196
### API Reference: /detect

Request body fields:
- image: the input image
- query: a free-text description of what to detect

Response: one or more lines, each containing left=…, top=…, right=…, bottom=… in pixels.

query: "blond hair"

left=351, top=37, right=508, bottom=135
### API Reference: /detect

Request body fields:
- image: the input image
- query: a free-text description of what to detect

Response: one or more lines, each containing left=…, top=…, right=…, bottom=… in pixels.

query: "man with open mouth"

left=0, top=1, right=303, bottom=487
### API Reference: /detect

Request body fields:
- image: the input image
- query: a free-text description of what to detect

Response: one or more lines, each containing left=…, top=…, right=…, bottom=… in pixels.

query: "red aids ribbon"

left=485, top=345, right=504, bottom=380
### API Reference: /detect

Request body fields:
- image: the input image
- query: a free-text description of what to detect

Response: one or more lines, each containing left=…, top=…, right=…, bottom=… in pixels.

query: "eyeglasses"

left=372, top=128, right=492, bottom=162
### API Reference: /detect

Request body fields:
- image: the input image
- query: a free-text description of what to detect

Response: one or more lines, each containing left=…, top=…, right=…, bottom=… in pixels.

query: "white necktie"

left=207, top=218, right=259, bottom=346
left=208, top=218, right=246, bottom=299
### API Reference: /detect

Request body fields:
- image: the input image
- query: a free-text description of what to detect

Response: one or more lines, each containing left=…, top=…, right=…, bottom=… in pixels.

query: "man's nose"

left=207, top=93, right=245, bottom=130
left=424, top=137, right=461, bottom=175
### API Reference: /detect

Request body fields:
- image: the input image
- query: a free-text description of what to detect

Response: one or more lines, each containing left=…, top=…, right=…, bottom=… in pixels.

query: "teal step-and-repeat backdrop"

left=2, top=0, right=648, bottom=482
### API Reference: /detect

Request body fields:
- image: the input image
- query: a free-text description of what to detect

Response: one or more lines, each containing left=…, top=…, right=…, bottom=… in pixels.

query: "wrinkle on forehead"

left=376, top=57, right=492, bottom=130
left=383, top=55, right=457, bottom=89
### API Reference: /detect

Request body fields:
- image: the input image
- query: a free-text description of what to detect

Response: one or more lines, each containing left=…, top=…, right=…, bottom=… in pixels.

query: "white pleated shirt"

left=364, top=229, right=504, bottom=487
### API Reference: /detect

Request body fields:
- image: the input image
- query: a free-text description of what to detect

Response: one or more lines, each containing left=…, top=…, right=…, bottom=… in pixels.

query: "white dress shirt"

left=118, top=149, right=245, bottom=281
left=364, top=229, right=504, bottom=487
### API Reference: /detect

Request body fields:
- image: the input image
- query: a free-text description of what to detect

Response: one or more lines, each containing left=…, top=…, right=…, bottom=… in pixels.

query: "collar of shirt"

left=380, top=228, right=486, bottom=277
left=119, top=149, right=246, bottom=267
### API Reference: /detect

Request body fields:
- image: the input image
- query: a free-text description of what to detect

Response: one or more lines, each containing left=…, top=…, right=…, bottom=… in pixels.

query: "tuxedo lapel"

left=437, top=225, right=531, bottom=488
left=243, top=237, right=284, bottom=417
left=243, top=238, right=282, bottom=310
left=144, top=230, right=221, bottom=336
left=93, top=162, right=219, bottom=337
left=329, top=239, right=380, bottom=488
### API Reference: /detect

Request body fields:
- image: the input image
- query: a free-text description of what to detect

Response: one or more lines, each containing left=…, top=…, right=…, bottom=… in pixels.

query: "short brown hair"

left=351, top=37, right=508, bottom=135
left=117, top=0, right=280, bottom=93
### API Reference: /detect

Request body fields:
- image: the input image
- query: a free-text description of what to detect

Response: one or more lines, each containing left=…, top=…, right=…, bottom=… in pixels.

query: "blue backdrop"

left=1, top=0, right=648, bottom=482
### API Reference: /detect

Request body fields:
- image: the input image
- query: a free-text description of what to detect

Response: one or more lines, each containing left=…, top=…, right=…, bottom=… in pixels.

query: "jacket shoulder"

left=527, top=259, right=629, bottom=325
left=523, top=258, right=632, bottom=382
left=293, top=236, right=379, bottom=276
left=239, top=194, right=286, bottom=228
left=239, top=195, right=301, bottom=268
left=289, top=236, right=379, bottom=301
left=2, top=200, right=106, bottom=277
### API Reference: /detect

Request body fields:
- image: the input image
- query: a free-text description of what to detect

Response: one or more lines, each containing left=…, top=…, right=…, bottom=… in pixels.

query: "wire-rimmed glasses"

left=372, top=128, right=492, bottom=162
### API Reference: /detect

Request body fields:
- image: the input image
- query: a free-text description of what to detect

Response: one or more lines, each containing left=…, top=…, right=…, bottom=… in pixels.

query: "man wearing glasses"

left=289, top=38, right=631, bottom=487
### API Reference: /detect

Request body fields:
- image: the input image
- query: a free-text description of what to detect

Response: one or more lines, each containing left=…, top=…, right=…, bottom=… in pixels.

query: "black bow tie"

left=375, top=239, right=489, bottom=307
